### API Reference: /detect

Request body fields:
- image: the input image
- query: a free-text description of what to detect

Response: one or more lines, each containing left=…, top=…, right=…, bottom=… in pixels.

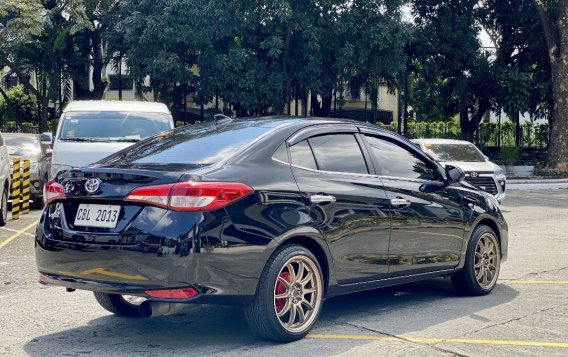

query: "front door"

left=288, top=129, right=391, bottom=284
left=361, top=134, right=465, bottom=277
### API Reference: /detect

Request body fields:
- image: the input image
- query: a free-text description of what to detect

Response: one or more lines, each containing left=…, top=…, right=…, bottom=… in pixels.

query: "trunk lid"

left=47, top=167, right=191, bottom=240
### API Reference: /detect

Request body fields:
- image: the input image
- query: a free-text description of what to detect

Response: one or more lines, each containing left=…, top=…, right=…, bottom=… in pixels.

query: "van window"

left=59, top=111, right=172, bottom=142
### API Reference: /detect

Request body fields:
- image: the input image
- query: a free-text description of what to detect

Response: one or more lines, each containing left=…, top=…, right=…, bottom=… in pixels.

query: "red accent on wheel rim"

left=275, top=272, right=290, bottom=312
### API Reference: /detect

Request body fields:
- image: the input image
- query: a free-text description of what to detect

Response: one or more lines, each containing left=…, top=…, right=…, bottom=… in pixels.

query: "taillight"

left=145, top=288, right=198, bottom=299
left=43, top=180, right=66, bottom=205
left=124, top=181, right=253, bottom=212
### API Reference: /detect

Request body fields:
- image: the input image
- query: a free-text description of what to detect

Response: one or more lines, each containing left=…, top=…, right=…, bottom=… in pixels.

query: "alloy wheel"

left=474, top=233, right=500, bottom=289
left=273, top=256, right=322, bottom=333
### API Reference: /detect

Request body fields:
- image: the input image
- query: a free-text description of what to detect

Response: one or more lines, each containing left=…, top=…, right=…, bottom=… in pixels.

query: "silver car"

left=4, top=133, right=51, bottom=205
left=412, top=138, right=506, bottom=202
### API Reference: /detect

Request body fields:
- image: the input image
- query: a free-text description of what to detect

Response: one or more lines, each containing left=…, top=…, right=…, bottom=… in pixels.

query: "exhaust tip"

left=139, top=301, right=153, bottom=318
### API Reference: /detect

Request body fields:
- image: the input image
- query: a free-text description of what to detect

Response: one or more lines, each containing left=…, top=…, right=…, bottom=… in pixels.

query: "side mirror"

left=484, top=155, right=490, bottom=161
left=40, top=132, right=54, bottom=144
left=445, top=165, right=465, bottom=183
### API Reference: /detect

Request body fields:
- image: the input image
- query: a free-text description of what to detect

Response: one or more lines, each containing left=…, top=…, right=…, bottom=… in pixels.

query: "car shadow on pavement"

left=23, top=279, right=519, bottom=356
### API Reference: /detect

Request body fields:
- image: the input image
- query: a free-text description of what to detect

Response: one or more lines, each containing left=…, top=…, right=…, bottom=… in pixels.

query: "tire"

left=452, top=225, right=501, bottom=295
left=93, top=292, right=146, bottom=317
left=244, top=244, right=324, bottom=342
left=0, top=188, right=8, bottom=227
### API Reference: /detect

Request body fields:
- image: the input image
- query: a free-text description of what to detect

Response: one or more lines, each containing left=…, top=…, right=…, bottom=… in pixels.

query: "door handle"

left=310, top=194, right=336, bottom=204
left=390, top=198, right=411, bottom=208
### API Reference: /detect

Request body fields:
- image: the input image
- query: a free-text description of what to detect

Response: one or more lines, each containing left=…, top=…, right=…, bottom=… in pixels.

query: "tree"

left=533, top=0, right=568, bottom=173
left=117, top=0, right=409, bottom=117
left=0, top=0, right=89, bottom=131
left=411, top=0, right=497, bottom=141
left=0, top=85, right=37, bottom=124
left=480, top=0, right=552, bottom=147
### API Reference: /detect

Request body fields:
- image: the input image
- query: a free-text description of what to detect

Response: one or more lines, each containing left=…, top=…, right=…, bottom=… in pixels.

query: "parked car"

left=50, top=101, right=174, bottom=178
left=36, top=117, right=508, bottom=342
left=4, top=133, right=50, bottom=206
left=412, top=139, right=507, bottom=202
left=0, top=132, right=10, bottom=225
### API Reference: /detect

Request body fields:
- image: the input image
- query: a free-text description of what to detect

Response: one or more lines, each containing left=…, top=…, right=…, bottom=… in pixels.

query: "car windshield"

left=4, top=136, right=41, bottom=157
left=59, top=111, right=172, bottom=142
left=426, top=143, right=486, bottom=162
left=99, top=121, right=275, bottom=168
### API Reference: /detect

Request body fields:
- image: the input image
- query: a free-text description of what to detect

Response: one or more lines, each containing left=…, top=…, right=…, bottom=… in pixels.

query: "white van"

left=50, top=101, right=174, bottom=177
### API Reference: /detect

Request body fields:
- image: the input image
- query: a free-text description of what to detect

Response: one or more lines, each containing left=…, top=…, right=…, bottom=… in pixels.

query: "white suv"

left=413, top=138, right=507, bottom=202
left=50, top=101, right=174, bottom=178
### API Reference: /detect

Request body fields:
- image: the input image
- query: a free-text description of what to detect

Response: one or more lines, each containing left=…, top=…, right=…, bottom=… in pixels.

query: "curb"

left=508, top=178, right=568, bottom=184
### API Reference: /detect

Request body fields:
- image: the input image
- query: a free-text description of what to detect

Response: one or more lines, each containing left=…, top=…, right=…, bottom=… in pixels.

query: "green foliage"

left=499, top=69, right=532, bottom=117
left=500, top=146, right=519, bottom=166
left=410, top=0, right=497, bottom=138
left=0, top=85, right=37, bottom=124
left=116, top=0, right=409, bottom=116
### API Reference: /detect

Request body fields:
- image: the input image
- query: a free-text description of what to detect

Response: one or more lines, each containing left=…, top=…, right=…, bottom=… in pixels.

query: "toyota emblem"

left=84, top=178, right=102, bottom=194
left=470, top=172, right=479, bottom=178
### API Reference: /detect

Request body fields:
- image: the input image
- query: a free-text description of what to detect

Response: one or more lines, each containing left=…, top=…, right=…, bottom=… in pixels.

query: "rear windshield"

left=99, top=122, right=273, bottom=167
left=59, top=111, right=172, bottom=142
left=426, top=143, right=486, bottom=162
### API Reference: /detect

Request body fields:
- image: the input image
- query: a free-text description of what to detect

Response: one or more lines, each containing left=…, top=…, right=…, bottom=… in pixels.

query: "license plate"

left=74, top=204, right=121, bottom=228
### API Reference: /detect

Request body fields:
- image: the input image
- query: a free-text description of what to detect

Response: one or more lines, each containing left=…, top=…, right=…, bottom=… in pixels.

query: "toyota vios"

left=36, top=117, right=508, bottom=342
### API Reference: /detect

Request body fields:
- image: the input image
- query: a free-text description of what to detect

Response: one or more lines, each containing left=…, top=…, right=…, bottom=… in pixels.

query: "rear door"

left=360, top=130, right=466, bottom=277
left=288, top=125, right=391, bottom=284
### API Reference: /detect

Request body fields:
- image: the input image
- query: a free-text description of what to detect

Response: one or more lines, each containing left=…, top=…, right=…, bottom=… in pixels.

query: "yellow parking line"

left=503, top=280, right=568, bottom=285
left=307, top=334, right=568, bottom=348
left=0, top=221, right=37, bottom=249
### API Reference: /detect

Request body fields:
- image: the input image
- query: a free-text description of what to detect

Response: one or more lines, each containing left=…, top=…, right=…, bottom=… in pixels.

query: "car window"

left=272, top=143, right=289, bottom=163
left=4, top=136, right=41, bottom=157
left=59, top=111, right=172, bottom=142
left=100, top=121, right=274, bottom=168
left=289, top=140, right=317, bottom=170
left=308, top=134, right=368, bottom=174
left=365, top=136, right=439, bottom=181
left=426, top=143, right=486, bottom=162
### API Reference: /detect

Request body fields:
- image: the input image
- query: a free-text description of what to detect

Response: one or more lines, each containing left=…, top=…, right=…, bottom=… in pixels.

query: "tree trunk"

left=118, top=57, right=123, bottom=101
left=534, top=0, right=568, bottom=172
left=91, top=31, right=106, bottom=99
left=310, top=93, right=332, bottom=117
left=514, top=110, right=522, bottom=147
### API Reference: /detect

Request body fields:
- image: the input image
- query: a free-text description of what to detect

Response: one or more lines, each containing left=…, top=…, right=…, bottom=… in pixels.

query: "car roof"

left=63, top=101, right=171, bottom=114
left=203, top=115, right=392, bottom=133
left=412, top=138, right=474, bottom=145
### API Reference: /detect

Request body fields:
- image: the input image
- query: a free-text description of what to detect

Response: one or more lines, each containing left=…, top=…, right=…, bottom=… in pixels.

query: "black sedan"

left=35, top=117, right=508, bottom=342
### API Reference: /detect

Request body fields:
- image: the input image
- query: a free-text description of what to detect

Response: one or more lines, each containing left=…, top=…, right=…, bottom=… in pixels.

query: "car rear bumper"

left=34, top=206, right=273, bottom=305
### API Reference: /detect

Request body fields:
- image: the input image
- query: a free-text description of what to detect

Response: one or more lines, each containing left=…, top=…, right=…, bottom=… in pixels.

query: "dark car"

left=5, top=133, right=51, bottom=205
left=35, top=117, right=508, bottom=342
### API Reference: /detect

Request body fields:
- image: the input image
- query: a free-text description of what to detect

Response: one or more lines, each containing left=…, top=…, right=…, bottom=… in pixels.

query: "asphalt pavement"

left=0, top=188, right=567, bottom=356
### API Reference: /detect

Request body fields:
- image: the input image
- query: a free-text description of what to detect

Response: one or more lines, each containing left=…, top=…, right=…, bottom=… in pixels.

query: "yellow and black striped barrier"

left=22, top=159, right=31, bottom=215
left=11, top=157, right=21, bottom=220
left=10, top=157, right=32, bottom=220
